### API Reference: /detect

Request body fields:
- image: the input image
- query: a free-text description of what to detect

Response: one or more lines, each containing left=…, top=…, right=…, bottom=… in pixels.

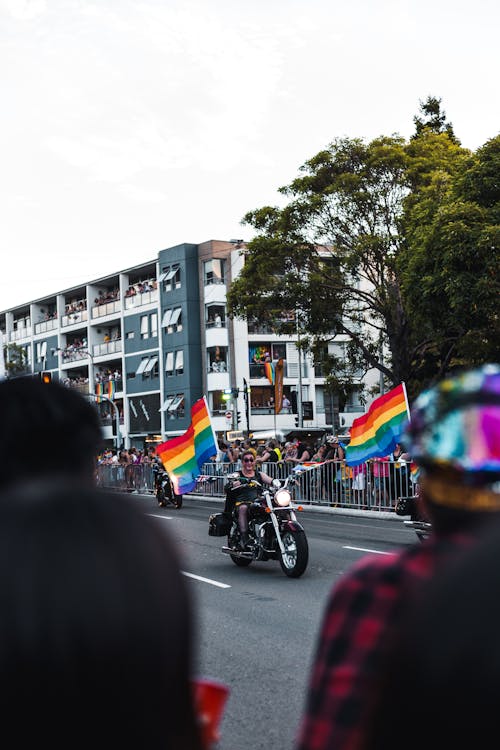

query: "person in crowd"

left=370, top=454, right=391, bottom=507
left=295, top=363, right=500, bottom=750
left=224, top=449, right=273, bottom=549
left=0, top=376, right=102, bottom=490
left=255, top=438, right=282, bottom=466
left=322, top=435, right=346, bottom=504
left=0, top=481, right=203, bottom=749
left=363, top=514, right=500, bottom=750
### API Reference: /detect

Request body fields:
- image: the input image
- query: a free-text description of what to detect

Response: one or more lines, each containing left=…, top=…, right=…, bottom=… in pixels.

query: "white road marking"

left=148, top=513, right=173, bottom=519
left=343, top=545, right=393, bottom=555
left=182, top=572, right=231, bottom=589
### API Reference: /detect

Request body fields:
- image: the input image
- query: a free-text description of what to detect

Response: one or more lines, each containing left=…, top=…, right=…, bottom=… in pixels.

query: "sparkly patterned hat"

left=404, top=364, right=500, bottom=496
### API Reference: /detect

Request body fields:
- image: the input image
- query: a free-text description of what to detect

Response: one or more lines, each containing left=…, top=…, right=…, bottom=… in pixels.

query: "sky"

left=1, top=0, right=498, bottom=312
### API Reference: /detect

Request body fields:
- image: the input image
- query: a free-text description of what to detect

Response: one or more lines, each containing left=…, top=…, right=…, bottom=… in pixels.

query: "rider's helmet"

left=404, top=364, right=500, bottom=511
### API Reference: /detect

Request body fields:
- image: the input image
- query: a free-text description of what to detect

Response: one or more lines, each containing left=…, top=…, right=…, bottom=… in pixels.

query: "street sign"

left=225, top=411, right=233, bottom=421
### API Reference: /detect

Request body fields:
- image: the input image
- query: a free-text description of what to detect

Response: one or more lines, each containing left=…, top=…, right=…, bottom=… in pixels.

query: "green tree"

left=228, top=99, right=499, bottom=398
left=401, top=134, right=500, bottom=379
left=3, top=343, right=29, bottom=377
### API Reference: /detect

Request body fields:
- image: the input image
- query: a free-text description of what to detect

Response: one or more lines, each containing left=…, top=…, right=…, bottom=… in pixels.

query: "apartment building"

left=0, top=239, right=370, bottom=450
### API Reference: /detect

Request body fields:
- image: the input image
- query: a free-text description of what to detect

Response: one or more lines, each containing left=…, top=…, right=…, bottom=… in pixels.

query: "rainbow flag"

left=155, top=397, right=218, bottom=495
left=95, top=382, right=103, bottom=403
left=345, top=383, right=410, bottom=466
left=264, top=361, right=274, bottom=385
left=107, top=380, right=115, bottom=399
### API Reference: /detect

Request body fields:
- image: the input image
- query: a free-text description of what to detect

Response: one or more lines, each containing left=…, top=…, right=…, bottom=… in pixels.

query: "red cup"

left=192, top=677, right=230, bottom=749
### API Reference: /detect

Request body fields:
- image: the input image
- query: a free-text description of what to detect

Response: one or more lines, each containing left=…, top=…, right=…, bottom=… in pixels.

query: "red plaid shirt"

left=295, top=532, right=472, bottom=750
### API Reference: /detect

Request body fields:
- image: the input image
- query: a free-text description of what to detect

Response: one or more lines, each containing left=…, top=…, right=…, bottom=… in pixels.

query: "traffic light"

left=40, top=371, right=52, bottom=384
left=294, top=415, right=299, bottom=427
left=302, top=401, right=313, bottom=420
left=236, top=412, right=241, bottom=425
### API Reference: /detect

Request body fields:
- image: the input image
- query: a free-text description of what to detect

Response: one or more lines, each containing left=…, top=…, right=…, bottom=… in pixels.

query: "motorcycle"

left=208, top=472, right=309, bottom=578
left=152, top=461, right=183, bottom=509
left=395, top=494, right=432, bottom=541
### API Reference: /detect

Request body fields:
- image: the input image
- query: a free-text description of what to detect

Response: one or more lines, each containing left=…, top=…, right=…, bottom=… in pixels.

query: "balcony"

left=62, top=309, right=88, bottom=328
left=91, top=300, right=121, bottom=319
left=34, top=317, right=58, bottom=335
left=93, top=339, right=122, bottom=358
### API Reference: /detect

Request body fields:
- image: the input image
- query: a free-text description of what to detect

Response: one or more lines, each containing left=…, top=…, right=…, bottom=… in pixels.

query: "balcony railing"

left=61, top=310, right=88, bottom=327
left=124, top=289, right=158, bottom=310
left=34, top=318, right=58, bottom=335
left=91, top=300, right=121, bottom=319
left=93, top=340, right=122, bottom=357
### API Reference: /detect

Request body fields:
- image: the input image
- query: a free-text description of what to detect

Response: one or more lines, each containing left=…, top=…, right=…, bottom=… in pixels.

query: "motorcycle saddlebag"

left=208, top=512, right=232, bottom=537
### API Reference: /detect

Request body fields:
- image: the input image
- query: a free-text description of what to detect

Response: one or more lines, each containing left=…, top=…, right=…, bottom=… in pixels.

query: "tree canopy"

left=227, top=98, right=499, bottom=401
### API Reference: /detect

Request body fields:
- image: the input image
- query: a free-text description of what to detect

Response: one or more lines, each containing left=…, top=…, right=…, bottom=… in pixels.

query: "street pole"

left=296, top=311, right=303, bottom=428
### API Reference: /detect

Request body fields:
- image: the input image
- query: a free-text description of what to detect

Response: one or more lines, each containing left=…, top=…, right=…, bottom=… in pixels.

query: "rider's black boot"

left=239, top=532, right=250, bottom=549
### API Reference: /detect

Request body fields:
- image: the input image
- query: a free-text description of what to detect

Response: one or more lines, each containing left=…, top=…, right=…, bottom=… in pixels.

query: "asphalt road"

left=138, top=494, right=417, bottom=750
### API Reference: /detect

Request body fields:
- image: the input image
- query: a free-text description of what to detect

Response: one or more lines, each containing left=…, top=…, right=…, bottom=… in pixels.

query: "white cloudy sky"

left=1, top=0, right=498, bottom=311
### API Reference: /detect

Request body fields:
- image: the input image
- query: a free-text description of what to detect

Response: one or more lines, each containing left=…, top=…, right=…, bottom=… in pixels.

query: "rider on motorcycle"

left=224, top=450, right=273, bottom=550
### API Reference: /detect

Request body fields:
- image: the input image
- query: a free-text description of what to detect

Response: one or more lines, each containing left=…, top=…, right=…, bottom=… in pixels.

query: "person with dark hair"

left=0, top=376, right=103, bottom=489
left=224, top=450, right=273, bottom=549
left=0, top=481, right=203, bottom=749
left=295, top=363, right=500, bottom=750
left=363, top=514, right=500, bottom=750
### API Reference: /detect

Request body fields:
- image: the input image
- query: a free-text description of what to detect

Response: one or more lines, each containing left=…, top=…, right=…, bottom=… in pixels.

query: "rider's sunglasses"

left=242, top=457, right=254, bottom=463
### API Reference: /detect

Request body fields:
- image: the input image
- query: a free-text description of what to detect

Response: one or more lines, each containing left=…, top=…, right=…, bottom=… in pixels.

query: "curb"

left=187, top=494, right=402, bottom=523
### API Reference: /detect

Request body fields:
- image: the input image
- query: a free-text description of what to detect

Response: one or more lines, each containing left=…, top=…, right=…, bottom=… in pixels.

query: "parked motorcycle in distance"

left=395, top=494, right=432, bottom=541
left=208, top=473, right=309, bottom=578
left=152, top=461, right=183, bottom=509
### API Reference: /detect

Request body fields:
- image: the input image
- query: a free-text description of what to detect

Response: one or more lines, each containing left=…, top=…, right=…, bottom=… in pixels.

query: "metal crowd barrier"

left=96, top=460, right=414, bottom=512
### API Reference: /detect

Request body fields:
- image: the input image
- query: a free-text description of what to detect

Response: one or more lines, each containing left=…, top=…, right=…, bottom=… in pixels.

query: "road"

left=139, top=494, right=416, bottom=750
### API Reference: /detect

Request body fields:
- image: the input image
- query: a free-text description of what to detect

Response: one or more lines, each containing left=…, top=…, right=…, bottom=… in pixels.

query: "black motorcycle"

left=395, top=494, right=431, bottom=541
left=152, top=462, right=183, bottom=509
left=208, top=473, right=309, bottom=578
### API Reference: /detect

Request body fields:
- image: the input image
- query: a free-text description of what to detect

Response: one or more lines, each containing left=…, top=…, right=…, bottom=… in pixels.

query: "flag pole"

left=203, top=394, right=219, bottom=449
left=401, top=381, right=411, bottom=422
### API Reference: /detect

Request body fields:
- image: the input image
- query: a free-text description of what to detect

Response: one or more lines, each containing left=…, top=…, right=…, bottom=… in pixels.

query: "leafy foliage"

left=227, top=100, right=499, bottom=400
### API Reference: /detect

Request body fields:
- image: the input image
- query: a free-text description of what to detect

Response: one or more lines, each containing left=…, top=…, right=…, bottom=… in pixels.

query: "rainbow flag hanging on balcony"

left=95, top=382, right=103, bottom=403
left=107, top=380, right=115, bottom=399
left=264, top=361, right=274, bottom=385
left=345, top=383, right=410, bottom=466
left=156, top=397, right=218, bottom=495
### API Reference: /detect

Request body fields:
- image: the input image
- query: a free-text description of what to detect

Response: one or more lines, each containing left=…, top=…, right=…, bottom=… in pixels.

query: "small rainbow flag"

left=346, top=383, right=410, bottom=467
left=264, top=361, right=274, bottom=385
left=95, top=382, right=103, bottom=403
left=107, top=380, right=115, bottom=399
left=156, top=397, right=218, bottom=495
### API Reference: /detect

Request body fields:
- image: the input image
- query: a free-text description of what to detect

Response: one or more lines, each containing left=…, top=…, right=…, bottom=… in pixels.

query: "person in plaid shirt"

left=295, top=364, right=500, bottom=750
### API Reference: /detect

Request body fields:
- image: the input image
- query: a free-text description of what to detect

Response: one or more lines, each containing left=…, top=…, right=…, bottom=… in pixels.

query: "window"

left=143, top=356, right=158, bottom=376
left=135, top=358, right=149, bottom=376
left=151, top=313, right=158, bottom=337
left=126, top=331, right=135, bottom=339
left=161, top=265, right=181, bottom=291
left=162, top=309, right=172, bottom=328
left=205, top=304, right=225, bottom=328
left=161, top=396, right=174, bottom=411
left=165, top=351, right=174, bottom=375
left=36, top=341, right=47, bottom=362
left=175, top=349, right=184, bottom=375
left=203, top=258, right=225, bottom=285
left=170, top=307, right=182, bottom=326
left=207, top=346, right=227, bottom=373
left=165, top=393, right=185, bottom=419
left=140, top=315, right=149, bottom=339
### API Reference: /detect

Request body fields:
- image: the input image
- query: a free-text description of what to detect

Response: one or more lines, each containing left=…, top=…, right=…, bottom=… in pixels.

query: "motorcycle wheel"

left=279, top=530, right=308, bottom=578
left=172, top=493, right=183, bottom=509
left=228, top=533, right=252, bottom=567
left=156, top=489, right=167, bottom=508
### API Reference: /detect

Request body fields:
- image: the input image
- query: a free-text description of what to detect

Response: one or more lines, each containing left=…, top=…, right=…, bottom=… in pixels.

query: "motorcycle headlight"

left=275, top=488, right=291, bottom=507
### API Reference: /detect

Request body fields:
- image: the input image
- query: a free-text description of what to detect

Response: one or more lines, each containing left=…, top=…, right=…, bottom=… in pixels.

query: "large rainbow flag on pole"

left=155, top=397, right=218, bottom=494
left=345, top=383, right=410, bottom=466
